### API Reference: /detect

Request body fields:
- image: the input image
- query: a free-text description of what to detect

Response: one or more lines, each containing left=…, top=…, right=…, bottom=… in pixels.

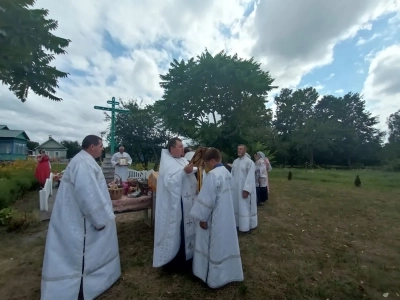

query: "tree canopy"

left=110, top=100, right=172, bottom=169
left=154, top=49, right=276, bottom=158
left=0, top=0, right=70, bottom=102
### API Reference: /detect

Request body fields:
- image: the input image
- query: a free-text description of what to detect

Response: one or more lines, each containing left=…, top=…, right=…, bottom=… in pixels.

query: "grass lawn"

left=0, top=169, right=399, bottom=299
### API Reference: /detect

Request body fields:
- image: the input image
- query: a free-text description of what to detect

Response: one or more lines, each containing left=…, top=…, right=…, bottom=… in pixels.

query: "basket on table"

left=108, top=174, right=124, bottom=200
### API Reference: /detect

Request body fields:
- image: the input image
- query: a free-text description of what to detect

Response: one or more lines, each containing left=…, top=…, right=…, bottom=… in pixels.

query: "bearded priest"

left=153, top=137, right=198, bottom=272
left=41, top=135, right=120, bottom=300
left=190, top=148, right=244, bottom=288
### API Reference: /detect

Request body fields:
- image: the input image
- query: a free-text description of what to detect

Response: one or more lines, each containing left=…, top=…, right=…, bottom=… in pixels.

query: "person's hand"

left=184, top=162, right=194, bottom=174
left=242, top=191, right=249, bottom=199
left=258, top=178, right=262, bottom=183
left=199, top=221, right=208, bottom=230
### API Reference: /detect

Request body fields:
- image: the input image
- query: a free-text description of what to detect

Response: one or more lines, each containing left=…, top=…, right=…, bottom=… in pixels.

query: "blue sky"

left=0, top=0, right=399, bottom=144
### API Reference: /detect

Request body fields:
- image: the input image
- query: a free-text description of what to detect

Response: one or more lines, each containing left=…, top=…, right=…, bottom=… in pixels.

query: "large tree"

left=60, top=140, right=81, bottom=159
left=154, top=49, right=276, bottom=158
left=315, top=93, right=384, bottom=167
left=0, top=0, right=70, bottom=102
left=111, top=100, right=172, bottom=170
left=387, top=109, right=400, bottom=144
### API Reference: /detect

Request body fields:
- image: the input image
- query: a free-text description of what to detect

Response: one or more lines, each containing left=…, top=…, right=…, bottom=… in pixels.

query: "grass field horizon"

left=0, top=168, right=399, bottom=299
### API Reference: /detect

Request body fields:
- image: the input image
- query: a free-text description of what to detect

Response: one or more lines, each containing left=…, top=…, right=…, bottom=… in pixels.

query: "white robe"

left=190, top=165, right=244, bottom=288
left=153, top=149, right=198, bottom=267
left=231, top=155, right=258, bottom=232
left=111, top=151, right=132, bottom=182
left=41, top=150, right=121, bottom=300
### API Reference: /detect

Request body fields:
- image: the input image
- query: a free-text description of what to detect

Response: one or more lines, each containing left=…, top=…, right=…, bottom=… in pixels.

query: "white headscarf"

left=257, top=151, right=265, bottom=159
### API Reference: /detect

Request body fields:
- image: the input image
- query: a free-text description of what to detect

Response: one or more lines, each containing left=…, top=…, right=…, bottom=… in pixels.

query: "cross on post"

left=94, top=97, right=129, bottom=154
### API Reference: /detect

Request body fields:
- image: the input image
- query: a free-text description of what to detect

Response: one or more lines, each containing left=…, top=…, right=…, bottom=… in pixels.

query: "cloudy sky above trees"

left=1, top=0, right=399, bottom=144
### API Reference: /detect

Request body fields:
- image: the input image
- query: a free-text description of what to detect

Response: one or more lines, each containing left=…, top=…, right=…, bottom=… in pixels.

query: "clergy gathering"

left=38, top=134, right=271, bottom=299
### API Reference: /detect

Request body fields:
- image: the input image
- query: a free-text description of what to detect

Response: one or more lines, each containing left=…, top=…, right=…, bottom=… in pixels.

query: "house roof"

left=0, top=125, right=9, bottom=130
left=0, top=130, right=30, bottom=140
left=35, top=137, right=67, bottom=150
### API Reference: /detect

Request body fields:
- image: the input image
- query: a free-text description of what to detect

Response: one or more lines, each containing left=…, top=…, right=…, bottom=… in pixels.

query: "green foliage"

left=110, top=100, right=172, bottom=170
left=354, top=175, right=361, bottom=187
left=60, top=140, right=81, bottom=158
left=0, top=0, right=70, bottom=102
left=0, top=172, right=39, bottom=209
left=155, top=49, right=276, bottom=158
left=0, top=207, right=39, bottom=231
left=247, top=141, right=276, bottom=163
left=387, top=109, right=400, bottom=144
left=288, top=171, right=292, bottom=180
left=26, top=140, right=39, bottom=150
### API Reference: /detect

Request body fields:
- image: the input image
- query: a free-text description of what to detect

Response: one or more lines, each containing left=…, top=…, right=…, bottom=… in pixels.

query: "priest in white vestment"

left=111, top=146, right=132, bottom=182
left=231, top=144, right=258, bottom=232
left=190, top=148, right=243, bottom=288
left=153, top=137, right=198, bottom=271
left=41, top=135, right=121, bottom=300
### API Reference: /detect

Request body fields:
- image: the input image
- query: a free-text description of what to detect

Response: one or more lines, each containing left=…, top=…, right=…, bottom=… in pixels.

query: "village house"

left=35, top=135, right=67, bottom=159
left=0, top=125, right=30, bottom=161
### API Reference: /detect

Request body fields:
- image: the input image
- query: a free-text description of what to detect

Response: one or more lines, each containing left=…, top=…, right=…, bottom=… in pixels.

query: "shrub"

left=0, top=160, right=39, bottom=209
left=288, top=171, right=293, bottom=180
left=0, top=207, right=40, bottom=231
left=354, top=175, right=361, bottom=187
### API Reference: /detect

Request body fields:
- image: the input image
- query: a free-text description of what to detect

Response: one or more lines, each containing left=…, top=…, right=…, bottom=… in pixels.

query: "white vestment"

left=231, top=155, right=258, bottom=232
left=153, top=149, right=198, bottom=267
left=41, top=150, right=121, bottom=300
left=111, top=151, right=132, bottom=181
left=190, top=165, right=244, bottom=288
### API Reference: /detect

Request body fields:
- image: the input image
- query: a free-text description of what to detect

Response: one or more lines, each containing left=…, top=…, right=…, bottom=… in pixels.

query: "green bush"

left=0, top=173, right=39, bottom=210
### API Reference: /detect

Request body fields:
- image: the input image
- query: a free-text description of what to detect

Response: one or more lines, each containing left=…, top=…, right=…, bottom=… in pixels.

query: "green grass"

left=0, top=169, right=399, bottom=299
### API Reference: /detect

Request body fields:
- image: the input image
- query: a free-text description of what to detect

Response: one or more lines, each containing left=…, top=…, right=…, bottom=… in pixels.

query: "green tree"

left=60, top=140, right=81, bottom=159
left=273, top=87, right=329, bottom=165
left=112, top=100, right=172, bottom=170
left=0, top=0, right=70, bottom=102
left=155, top=49, right=276, bottom=157
left=387, top=110, right=400, bottom=144
left=26, top=140, right=39, bottom=150
left=315, top=93, right=383, bottom=167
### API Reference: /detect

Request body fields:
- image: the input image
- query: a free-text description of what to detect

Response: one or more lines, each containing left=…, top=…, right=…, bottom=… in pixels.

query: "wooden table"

left=112, top=195, right=153, bottom=228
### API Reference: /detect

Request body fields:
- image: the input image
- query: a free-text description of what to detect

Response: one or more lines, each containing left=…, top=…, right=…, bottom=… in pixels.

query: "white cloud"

left=325, top=73, right=335, bottom=80
left=362, top=44, right=400, bottom=130
left=335, top=89, right=344, bottom=94
left=1, top=0, right=400, bottom=144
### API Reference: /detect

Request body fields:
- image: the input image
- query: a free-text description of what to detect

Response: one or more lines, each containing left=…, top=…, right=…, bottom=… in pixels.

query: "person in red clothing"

left=35, top=150, right=51, bottom=188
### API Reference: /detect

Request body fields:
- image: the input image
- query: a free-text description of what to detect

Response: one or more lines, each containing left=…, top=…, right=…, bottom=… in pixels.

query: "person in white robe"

left=111, top=146, right=132, bottom=182
left=41, top=135, right=121, bottom=300
left=190, top=148, right=244, bottom=288
left=231, top=144, right=258, bottom=232
left=153, top=137, right=198, bottom=272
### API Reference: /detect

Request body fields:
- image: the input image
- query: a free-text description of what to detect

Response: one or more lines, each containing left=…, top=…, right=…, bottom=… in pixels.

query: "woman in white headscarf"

left=254, top=151, right=270, bottom=206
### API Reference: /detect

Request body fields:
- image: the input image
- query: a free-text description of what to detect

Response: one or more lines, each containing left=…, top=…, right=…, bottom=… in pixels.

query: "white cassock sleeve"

left=72, top=164, right=115, bottom=229
left=164, top=168, right=185, bottom=201
left=190, top=174, right=216, bottom=222
left=126, top=153, right=132, bottom=166
left=243, top=161, right=255, bottom=194
left=111, top=153, right=118, bottom=167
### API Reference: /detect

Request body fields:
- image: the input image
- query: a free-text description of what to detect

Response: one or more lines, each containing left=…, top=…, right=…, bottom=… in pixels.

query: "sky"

left=1, top=0, right=400, bottom=145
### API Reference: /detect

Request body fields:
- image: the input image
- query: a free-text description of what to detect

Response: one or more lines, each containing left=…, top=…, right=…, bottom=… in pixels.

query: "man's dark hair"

left=204, top=147, right=221, bottom=162
left=82, top=135, right=102, bottom=149
left=167, top=137, right=182, bottom=151
left=184, top=147, right=192, bottom=154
